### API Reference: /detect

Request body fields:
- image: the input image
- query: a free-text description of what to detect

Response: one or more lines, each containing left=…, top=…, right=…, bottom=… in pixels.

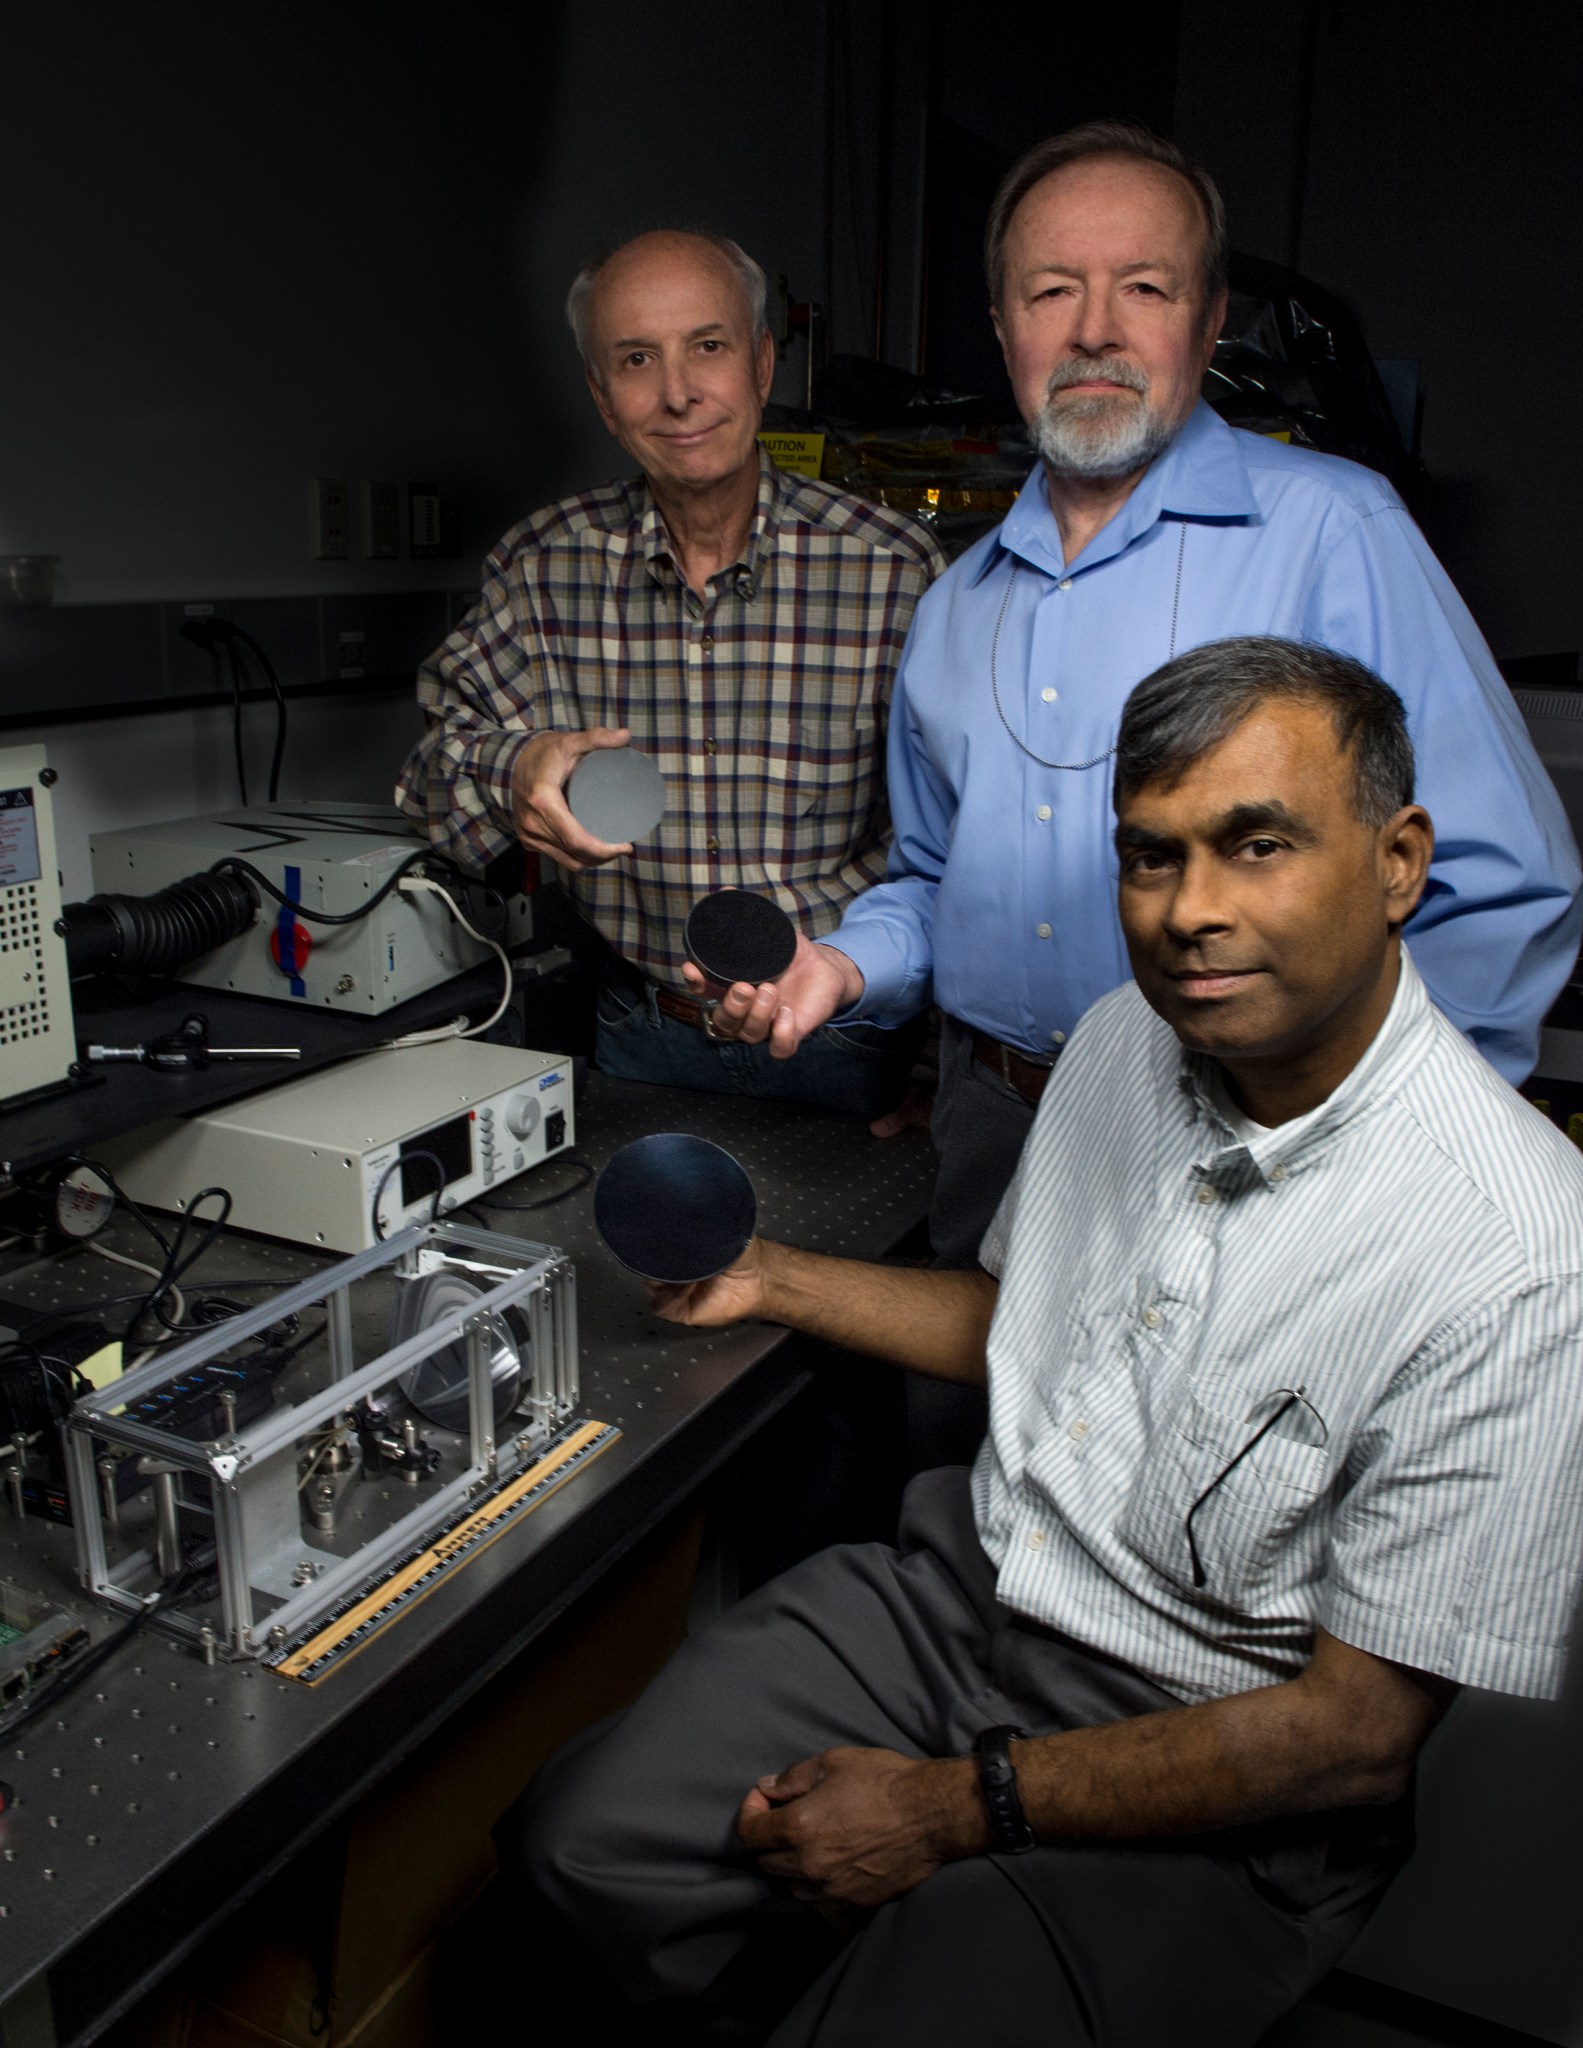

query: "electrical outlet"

left=361, top=479, right=400, bottom=560
left=310, top=477, right=350, bottom=560
left=408, top=482, right=442, bottom=559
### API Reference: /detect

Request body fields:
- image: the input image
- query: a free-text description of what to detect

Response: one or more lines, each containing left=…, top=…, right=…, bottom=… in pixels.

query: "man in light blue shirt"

left=696, top=120, right=1580, bottom=1265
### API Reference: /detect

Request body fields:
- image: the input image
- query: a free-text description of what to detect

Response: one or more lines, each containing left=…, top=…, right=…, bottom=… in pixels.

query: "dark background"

left=0, top=0, right=1578, bottom=898
left=1, top=0, right=1576, bottom=662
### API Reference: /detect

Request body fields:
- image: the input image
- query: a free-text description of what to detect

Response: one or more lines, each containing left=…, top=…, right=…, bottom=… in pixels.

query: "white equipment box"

left=99, top=1040, right=575, bottom=1252
left=0, top=744, right=76, bottom=1107
left=89, top=802, right=509, bottom=1016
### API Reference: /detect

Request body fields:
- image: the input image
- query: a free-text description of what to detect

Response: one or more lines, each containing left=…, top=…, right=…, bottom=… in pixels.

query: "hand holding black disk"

left=594, top=1133, right=757, bottom=1284
left=684, top=889, right=798, bottom=993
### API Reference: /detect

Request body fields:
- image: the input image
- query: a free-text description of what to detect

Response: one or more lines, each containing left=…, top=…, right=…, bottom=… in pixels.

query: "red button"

left=269, top=921, right=313, bottom=973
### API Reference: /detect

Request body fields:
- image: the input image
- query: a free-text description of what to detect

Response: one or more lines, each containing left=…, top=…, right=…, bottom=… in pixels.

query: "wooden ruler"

left=272, top=1418, right=619, bottom=1685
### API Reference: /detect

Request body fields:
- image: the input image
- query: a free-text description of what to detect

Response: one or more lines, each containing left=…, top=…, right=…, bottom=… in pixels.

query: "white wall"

left=8, top=690, right=422, bottom=904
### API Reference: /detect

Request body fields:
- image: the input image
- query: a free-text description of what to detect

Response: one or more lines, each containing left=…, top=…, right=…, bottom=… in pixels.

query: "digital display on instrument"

left=400, top=1112, right=472, bottom=1207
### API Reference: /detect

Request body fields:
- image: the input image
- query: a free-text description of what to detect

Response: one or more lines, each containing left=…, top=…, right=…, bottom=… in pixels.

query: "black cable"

left=5, top=1275, right=307, bottom=1347
left=224, top=640, right=249, bottom=805
left=65, top=1154, right=175, bottom=1263
left=0, top=1341, right=78, bottom=1435
left=123, top=1187, right=234, bottom=1346
left=207, top=848, right=447, bottom=926
left=473, top=1154, right=595, bottom=1212
left=229, top=627, right=288, bottom=803
left=3, top=1553, right=219, bottom=1740
left=372, top=1151, right=448, bottom=1242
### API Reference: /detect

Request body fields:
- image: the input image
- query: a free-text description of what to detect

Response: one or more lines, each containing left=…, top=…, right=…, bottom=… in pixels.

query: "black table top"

left=0, top=1072, right=934, bottom=2040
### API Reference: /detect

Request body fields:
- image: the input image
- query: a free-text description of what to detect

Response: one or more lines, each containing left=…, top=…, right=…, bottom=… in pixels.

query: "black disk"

left=594, top=1133, right=757, bottom=1285
left=684, top=889, right=797, bottom=986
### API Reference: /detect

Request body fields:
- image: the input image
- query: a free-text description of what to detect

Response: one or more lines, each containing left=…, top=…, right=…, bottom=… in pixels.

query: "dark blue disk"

left=684, top=889, right=797, bottom=986
left=594, top=1133, right=757, bottom=1284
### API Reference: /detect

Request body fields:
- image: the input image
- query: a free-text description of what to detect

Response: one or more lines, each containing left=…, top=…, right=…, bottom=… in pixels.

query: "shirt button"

left=1058, top=578, right=1073, bottom=591
left=1036, top=804, right=1052, bottom=821
left=1036, top=922, right=1052, bottom=939
left=1142, top=1308, right=1161, bottom=1329
left=1196, top=1183, right=1218, bottom=1204
left=706, top=835, right=720, bottom=853
left=704, top=737, right=718, bottom=755
left=1041, top=687, right=1058, bottom=703
left=1026, top=1529, right=1047, bottom=1550
left=1050, top=1029, right=1066, bottom=1046
left=701, top=632, right=714, bottom=650
left=1068, top=1419, right=1089, bottom=1442
left=1271, top=1163, right=1288, bottom=1182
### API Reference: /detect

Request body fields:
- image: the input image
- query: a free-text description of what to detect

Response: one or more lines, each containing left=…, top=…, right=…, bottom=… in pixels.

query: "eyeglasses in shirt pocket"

left=1116, top=1386, right=1332, bottom=1600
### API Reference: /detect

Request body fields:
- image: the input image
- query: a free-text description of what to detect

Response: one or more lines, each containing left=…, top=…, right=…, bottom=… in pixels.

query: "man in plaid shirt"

left=395, top=228, right=944, bottom=1117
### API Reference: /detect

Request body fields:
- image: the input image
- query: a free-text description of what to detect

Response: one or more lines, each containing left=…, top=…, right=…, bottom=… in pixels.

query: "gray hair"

left=1114, top=636, right=1415, bottom=828
left=565, top=231, right=770, bottom=381
left=985, top=119, right=1229, bottom=316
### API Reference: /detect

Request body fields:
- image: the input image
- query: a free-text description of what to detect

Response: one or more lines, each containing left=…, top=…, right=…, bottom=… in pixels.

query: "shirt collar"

left=1177, top=949, right=1438, bottom=1189
left=639, top=444, right=782, bottom=596
left=977, top=400, right=1259, bottom=585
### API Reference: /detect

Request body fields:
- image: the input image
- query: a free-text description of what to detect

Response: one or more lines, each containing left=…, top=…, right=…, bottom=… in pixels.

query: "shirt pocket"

left=1115, top=1386, right=1331, bottom=1601
left=750, top=712, right=878, bottom=845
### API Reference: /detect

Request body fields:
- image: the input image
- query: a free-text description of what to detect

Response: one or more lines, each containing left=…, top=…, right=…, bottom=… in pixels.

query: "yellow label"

left=80, top=1340, right=125, bottom=1390
left=758, top=431, right=826, bottom=479
left=1263, top=429, right=1292, bottom=443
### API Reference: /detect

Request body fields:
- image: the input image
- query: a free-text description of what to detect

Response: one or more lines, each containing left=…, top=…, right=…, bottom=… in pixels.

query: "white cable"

left=85, top=1239, right=186, bottom=1324
left=378, top=877, right=515, bottom=1050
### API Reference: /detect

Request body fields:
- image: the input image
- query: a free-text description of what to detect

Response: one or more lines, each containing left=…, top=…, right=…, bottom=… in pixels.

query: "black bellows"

left=63, top=869, right=258, bottom=979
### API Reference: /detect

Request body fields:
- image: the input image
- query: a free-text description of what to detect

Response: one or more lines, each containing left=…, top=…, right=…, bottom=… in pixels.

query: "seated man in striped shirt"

left=505, top=637, right=1583, bottom=2047
left=395, top=229, right=943, bottom=1118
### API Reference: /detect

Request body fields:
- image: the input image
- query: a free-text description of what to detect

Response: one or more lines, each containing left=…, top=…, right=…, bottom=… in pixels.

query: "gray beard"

left=1032, top=385, right=1180, bottom=481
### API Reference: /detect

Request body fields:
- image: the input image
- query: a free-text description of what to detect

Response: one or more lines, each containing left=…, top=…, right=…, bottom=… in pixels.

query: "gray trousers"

left=503, top=1470, right=1407, bottom=2047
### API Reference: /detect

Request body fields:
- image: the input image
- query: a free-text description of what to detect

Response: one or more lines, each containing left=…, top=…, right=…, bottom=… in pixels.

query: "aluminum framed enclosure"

left=65, top=1220, right=579, bottom=1659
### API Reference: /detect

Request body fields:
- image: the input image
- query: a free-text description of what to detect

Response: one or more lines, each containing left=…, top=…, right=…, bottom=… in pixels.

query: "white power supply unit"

left=0, top=743, right=76, bottom=1110
left=98, top=1040, right=575, bottom=1252
left=88, top=802, right=516, bottom=1015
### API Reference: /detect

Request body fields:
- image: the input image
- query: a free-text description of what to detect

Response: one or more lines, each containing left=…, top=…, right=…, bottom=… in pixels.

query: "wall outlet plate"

left=362, top=479, right=400, bottom=560
left=310, top=477, right=350, bottom=560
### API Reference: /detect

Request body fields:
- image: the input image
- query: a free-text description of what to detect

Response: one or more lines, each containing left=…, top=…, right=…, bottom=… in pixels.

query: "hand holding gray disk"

left=594, top=1133, right=757, bottom=1284
left=684, top=889, right=798, bottom=989
left=566, top=746, right=666, bottom=845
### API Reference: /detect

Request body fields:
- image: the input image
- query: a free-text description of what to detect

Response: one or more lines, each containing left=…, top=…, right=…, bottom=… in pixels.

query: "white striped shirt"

left=975, top=950, right=1583, bottom=1704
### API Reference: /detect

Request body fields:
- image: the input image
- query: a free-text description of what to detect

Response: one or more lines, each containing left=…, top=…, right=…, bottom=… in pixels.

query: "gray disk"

left=567, top=746, right=666, bottom=844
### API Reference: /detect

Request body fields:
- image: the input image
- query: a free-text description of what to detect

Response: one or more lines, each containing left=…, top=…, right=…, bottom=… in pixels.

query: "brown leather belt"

left=970, top=1028, right=1056, bottom=1107
left=655, top=986, right=716, bottom=1031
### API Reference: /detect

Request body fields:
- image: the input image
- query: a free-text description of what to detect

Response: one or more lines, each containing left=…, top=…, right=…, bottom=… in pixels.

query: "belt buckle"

left=701, top=1000, right=726, bottom=1041
left=998, top=1043, right=1016, bottom=1087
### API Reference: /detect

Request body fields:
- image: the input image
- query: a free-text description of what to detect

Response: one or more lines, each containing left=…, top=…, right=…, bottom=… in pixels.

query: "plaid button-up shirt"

left=395, top=452, right=945, bottom=990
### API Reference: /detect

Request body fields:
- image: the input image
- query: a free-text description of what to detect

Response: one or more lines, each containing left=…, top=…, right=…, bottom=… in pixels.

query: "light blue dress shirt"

left=833, top=402, right=1581, bottom=1082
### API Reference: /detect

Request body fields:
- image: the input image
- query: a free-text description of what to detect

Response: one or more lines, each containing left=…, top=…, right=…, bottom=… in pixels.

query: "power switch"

left=544, top=1109, right=567, bottom=1154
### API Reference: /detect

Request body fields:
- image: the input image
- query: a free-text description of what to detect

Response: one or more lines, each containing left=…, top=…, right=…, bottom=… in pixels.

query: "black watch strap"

left=971, top=1723, right=1037, bottom=1855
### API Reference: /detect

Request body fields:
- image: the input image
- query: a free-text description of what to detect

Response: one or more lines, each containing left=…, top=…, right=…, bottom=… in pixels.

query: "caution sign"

left=758, top=432, right=826, bottom=479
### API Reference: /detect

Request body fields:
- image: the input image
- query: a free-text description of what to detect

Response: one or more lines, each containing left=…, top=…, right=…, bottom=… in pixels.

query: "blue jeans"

left=593, top=969, right=919, bottom=1120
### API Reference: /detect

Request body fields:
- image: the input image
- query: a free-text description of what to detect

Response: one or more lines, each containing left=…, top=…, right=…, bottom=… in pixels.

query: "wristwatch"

left=971, top=1723, right=1037, bottom=1854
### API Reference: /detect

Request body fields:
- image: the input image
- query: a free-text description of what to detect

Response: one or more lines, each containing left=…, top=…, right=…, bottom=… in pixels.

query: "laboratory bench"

left=0, top=1056, right=935, bottom=2047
